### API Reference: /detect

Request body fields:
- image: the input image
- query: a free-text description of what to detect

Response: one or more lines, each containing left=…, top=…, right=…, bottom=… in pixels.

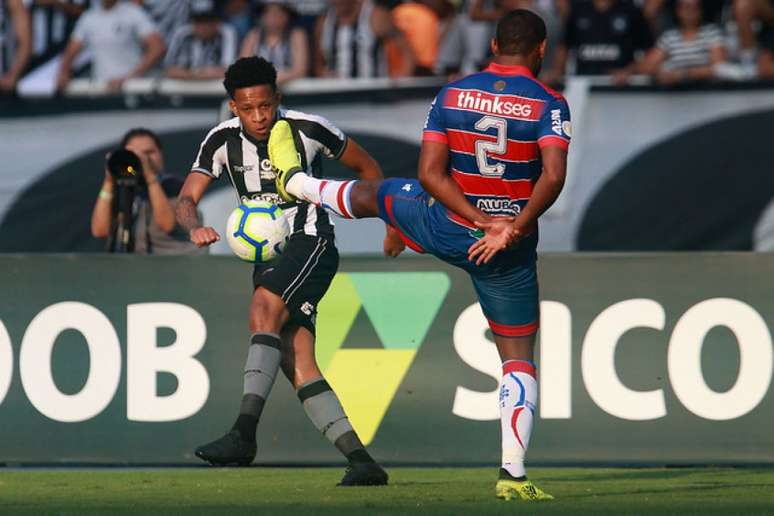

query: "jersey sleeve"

left=70, top=12, right=90, bottom=44
left=131, top=5, right=158, bottom=39
left=289, top=114, right=348, bottom=160
left=537, top=96, right=571, bottom=151
left=191, top=127, right=229, bottom=179
left=422, top=90, right=447, bottom=144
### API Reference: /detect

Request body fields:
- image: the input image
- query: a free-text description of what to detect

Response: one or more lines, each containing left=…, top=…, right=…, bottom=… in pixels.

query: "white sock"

left=286, top=173, right=356, bottom=219
left=500, top=360, right=537, bottom=479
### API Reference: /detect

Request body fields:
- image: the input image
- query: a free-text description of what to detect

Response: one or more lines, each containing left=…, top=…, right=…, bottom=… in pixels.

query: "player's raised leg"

left=195, top=288, right=290, bottom=465
left=279, top=325, right=388, bottom=486
left=270, top=119, right=382, bottom=218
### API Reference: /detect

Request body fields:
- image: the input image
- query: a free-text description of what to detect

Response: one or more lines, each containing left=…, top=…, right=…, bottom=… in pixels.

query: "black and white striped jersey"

left=657, top=25, right=723, bottom=71
left=192, top=109, right=348, bottom=239
left=30, top=0, right=88, bottom=64
left=165, top=22, right=237, bottom=70
left=320, top=0, right=385, bottom=78
left=138, top=0, right=190, bottom=45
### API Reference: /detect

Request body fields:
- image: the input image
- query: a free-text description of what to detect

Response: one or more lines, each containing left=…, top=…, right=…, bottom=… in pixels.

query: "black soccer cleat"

left=194, top=430, right=256, bottom=466
left=337, top=462, right=389, bottom=486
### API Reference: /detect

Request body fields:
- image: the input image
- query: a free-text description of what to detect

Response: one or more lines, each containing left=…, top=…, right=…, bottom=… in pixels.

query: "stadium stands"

left=1, top=0, right=774, bottom=98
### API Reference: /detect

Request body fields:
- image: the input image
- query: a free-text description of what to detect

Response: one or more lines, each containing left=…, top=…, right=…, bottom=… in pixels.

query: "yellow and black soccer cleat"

left=268, top=119, right=303, bottom=202
left=496, top=478, right=554, bottom=501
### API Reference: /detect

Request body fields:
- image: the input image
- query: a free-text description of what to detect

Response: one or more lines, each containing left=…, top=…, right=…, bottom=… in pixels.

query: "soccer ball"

left=226, top=200, right=290, bottom=263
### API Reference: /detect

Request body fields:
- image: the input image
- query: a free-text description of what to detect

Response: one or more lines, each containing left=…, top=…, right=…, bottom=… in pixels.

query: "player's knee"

left=349, top=181, right=380, bottom=218
left=249, top=289, right=289, bottom=333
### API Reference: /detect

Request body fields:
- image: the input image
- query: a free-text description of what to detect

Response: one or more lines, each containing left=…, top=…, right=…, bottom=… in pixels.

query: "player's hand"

left=467, top=217, right=521, bottom=266
left=190, top=226, right=220, bottom=247
left=383, top=225, right=406, bottom=258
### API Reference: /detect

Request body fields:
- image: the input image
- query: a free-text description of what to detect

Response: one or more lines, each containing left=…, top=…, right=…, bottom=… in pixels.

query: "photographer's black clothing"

left=192, top=109, right=347, bottom=239
left=191, top=110, right=348, bottom=332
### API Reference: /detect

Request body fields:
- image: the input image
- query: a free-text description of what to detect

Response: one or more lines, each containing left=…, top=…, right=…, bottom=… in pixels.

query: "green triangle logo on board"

left=316, top=272, right=450, bottom=445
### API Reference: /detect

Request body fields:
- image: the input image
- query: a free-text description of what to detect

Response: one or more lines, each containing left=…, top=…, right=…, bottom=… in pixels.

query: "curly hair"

left=223, top=57, right=278, bottom=98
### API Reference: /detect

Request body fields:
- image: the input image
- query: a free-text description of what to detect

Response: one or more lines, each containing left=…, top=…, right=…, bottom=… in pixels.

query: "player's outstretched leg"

left=195, top=290, right=287, bottom=466
left=281, top=326, right=388, bottom=486
left=269, top=119, right=382, bottom=218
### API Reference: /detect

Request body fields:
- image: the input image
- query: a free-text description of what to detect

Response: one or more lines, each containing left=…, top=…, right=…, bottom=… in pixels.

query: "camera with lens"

left=106, top=149, right=145, bottom=253
left=107, top=149, right=145, bottom=189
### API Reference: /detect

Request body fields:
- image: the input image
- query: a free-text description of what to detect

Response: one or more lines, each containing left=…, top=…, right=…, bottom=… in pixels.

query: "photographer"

left=91, top=128, right=204, bottom=254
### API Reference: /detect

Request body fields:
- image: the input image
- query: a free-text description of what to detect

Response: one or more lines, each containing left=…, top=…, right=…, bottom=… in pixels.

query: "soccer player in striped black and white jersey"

left=176, top=56, right=399, bottom=486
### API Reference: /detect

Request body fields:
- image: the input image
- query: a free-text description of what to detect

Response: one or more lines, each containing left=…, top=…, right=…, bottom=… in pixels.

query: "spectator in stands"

left=758, top=20, right=774, bottom=77
left=285, top=0, right=327, bottom=36
left=131, top=0, right=192, bottom=46
left=734, top=0, right=774, bottom=66
left=240, top=0, right=308, bottom=84
left=0, top=0, right=31, bottom=94
left=390, top=0, right=441, bottom=75
left=222, top=0, right=254, bottom=43
left=436, top=0, right=493, bottom=74
left=632, top=0, right=725, bottom=84
left=545, top=0, right=653, bottom=83
left=165, top=0, right=237, bottom=81
left=468, top=0, right=561, bottom=71
left=92, top=128, right=205, bottom=254
left=28, top=0, right=88, bottom=70
left=315, top=0, right=414, bottom=78
left=56, top=0, right=164, bottom=92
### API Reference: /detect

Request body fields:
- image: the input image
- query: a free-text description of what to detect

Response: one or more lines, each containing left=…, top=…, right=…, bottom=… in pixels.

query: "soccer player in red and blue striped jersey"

left=270, top=9, right=569, bottom=501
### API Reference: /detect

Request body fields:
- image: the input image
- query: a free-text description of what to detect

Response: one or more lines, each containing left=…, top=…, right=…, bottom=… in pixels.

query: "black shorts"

left=253, top=234, right=339, bottom=335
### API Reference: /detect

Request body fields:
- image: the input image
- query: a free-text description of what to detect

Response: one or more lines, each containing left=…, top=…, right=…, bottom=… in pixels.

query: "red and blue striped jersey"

left=423, top=62, right=571, bottom=230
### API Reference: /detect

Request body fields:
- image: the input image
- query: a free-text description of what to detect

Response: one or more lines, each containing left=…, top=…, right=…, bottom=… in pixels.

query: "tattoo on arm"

left=176, top=195, right=202, bottom=232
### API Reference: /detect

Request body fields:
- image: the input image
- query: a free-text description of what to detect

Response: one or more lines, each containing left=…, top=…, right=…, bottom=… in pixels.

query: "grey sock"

left=297, top=378, right=372, bottom=461
left=241, top=332, right=281, bottom=417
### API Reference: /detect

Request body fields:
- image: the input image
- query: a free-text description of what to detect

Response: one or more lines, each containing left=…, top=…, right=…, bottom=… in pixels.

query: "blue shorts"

left=377, top=178, right=539, bottom=337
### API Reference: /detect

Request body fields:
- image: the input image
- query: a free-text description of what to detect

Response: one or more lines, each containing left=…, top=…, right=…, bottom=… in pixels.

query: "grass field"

left=1, top=467, right=773, bottom=515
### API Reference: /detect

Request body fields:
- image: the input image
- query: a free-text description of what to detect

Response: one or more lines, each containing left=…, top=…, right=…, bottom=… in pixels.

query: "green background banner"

left=0, top=254, right=772, bottom=465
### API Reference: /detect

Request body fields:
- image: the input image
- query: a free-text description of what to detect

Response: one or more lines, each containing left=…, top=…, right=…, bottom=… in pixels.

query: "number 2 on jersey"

left=474, top=116, right=507, bottom=178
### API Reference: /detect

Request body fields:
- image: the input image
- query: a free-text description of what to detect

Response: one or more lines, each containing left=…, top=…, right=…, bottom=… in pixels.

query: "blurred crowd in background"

left=0, top=0, right=772, bottom=97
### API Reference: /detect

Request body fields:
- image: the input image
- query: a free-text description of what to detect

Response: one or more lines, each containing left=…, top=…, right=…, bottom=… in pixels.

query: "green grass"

left=1, top=467, right=773, bottom=515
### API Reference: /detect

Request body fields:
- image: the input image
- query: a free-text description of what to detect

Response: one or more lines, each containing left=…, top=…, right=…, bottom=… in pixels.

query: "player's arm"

left=418, top=141, right=490, bottom=225
left=177, top=172, right=220, bottom=247
left=337, top=136, right=405, bottom=256
left=337, top=138, right=383, bottom=180
left=468, top=147, right=567, bottom=265
left=512, top=146, right=567, bottom=230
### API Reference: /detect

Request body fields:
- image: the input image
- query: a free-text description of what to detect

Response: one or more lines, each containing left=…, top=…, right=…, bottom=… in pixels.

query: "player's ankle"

left=285, top=171, right=308, bottom=199
left=346, top=449, right=376, bottom=465
left=499, top=467, right=527, bottom=481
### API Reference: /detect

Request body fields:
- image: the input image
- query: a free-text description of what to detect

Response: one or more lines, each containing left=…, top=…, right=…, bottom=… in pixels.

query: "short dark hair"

left=120, top=128, right=162, bottom=150
left=496, top=9, right=547, bottom=56
left=223, top=57, right=278, bottom=98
